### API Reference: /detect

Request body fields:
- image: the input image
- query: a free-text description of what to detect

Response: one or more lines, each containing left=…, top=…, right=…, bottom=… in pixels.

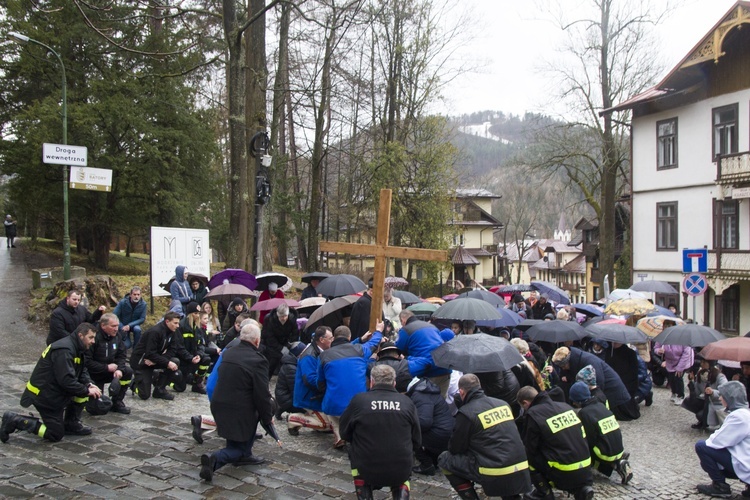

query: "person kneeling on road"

left=694, top=380, right=750, bottom=498
left=130, top=311, right=183, bottom=401
left=438, top=373, right=530, bottom=500
left=569, top=382, right=632, bottom=485
left=85, top=313, right=133, bottom=415
left=1, top=323, right=102, bottom=443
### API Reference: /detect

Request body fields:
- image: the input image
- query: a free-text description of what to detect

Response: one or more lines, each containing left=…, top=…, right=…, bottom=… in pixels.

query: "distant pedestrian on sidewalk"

left=1, top=323, right=102, bottom=443
left=4, top=214, right=16, bottom=248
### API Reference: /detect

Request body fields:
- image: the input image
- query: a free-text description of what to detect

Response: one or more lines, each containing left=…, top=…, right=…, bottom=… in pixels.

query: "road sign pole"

left=692, top=296, right=696, bottom=324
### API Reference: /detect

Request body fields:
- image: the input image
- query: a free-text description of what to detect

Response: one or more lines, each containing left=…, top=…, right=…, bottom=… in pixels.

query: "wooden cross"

left=319, top=188, right=448, bottom=332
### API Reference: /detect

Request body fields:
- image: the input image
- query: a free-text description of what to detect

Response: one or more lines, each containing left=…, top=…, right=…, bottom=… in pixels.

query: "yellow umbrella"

left=604, top=298, right=657, bottom=316
left=424, top=297, right=446, bottom=305
left=636, top=315, right=685, bottom=337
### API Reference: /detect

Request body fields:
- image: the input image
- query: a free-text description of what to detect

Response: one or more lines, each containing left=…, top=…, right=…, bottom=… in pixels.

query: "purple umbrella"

left=208, top=269, right=257, bottom=290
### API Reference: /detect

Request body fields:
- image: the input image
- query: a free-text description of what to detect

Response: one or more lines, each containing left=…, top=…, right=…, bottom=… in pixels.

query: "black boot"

left=64, top=403, right=92, bottom=436
left=412, top=460, right=436, bottom=476
left=192, top=378, right=207, bottom=394
left=574, top=485, right=595, bottom=500
left=355, top=482, right=374, bottom=500
left=1, top=412, right=40, bottom=442
left=191, top=415, right=204, bottom=444
left=153, top=386, right=174, bottom=400
left=454, top=484, right=480, bottom=500
left=171, top=370, right=187, bottom=393
left=391, top=483, right=410, bottom=499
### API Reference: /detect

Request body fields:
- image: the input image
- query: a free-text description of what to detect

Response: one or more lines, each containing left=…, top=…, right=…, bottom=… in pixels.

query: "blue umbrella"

left=646, top=304, right=677, bottom=318
left=530, top=281, right=571, bottom=305
left=573, top=303, right=604, bottom=318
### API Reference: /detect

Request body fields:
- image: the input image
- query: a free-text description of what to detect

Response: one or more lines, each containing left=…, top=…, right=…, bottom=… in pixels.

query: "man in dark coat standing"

left=340, top=364, right=421, bottom=500
left=350, top=279, right=384, bottom=339
left=1, top=323, right=102, bottom=443
left=48, top=289, right=106, bottom=345
left=261, top=303, right=299, bottom=377
left=200, top=323, right=275, bottom=482
left=439, top=374, right=531, bottom=500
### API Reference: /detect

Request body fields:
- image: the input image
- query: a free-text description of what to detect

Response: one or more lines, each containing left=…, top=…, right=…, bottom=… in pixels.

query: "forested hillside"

left=448, top=112, right=594, bottom=239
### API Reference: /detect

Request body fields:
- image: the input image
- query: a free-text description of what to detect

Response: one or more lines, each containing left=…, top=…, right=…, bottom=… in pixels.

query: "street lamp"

left=9, top=32, right=70, bottom=279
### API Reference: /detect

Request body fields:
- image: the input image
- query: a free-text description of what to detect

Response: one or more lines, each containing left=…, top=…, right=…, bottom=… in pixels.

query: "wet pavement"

left=0, top=240, right=748, bottom=498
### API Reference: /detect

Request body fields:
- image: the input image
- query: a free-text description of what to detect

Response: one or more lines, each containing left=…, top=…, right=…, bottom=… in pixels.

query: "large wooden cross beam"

left=319, top=188, right=448, bottom=332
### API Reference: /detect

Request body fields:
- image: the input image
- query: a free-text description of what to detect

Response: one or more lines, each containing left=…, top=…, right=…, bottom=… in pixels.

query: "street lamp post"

left=8, top=32, right=71, bottom=280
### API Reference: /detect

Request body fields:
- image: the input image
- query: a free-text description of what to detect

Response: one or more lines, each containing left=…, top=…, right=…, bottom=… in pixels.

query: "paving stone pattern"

left=0, top=245, right=747, bottom=498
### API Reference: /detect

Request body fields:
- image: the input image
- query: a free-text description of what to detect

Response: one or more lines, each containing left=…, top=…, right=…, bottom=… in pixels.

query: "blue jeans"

left=213, top=435, right=257, bottom=471
left=121, top=325, right=142, bottom=349
left=695, top=440, right=737, bottom=483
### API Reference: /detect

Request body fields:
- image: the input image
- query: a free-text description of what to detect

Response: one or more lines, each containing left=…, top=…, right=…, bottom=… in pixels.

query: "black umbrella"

left=260, top=420, right=282, bottom=447
left=432, top=298, right=504, bottom=322
left=652, top=324, right=726, bottom=347
left=573, top=303, right=604, bottom=318
left=301, top=272, right=330, bottom=284
left=457, top=289, right=505, bottom=307
left=304, top=295, right=360, bottom=332
left=530, top=281, right=571, bottom=305
left=393, top=290, right=422, bottom=305
left=514, top=319, right=546, bottom=332
left=315, top=274, right=367, bottom=298
left=630, top=280, right=679, bottom=294
left=431, top=333, right=525, bottom=373
left=526, top=320, right=587, bottom=343
left=161, top=273, right=210, bottom=292
left=585, top=323, right=649, bottom=344
left=256, top=272, right=292, bottom=292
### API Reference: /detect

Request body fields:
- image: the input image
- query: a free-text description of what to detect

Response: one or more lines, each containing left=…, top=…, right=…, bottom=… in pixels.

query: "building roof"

left=465, top=247, right=493, bottom=257
left=455, top=188, right=500, bottom=199
left=451, top=246, right=480, bottom=265
left=538, top=239, right=582, bottom=254
left=563, top=254, right=587, bottom=274
left=450, top=199, right=503, bottom=227
left=605, top=1, right=750, bottom=114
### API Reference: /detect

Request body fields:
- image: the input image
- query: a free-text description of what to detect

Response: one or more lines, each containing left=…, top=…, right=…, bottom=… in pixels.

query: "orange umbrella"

left=636, top=315, right=685, bottom=337
left=424, top=297, right=446, bottom=305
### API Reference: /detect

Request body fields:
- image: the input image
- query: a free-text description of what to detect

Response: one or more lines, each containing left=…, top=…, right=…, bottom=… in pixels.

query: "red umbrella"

left=699, top=337, right=750, bottom=362
left=250, top=298, right=300, bottom=312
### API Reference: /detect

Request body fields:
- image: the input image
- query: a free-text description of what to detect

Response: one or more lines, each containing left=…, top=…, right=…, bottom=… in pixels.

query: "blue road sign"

left=683, top=248, right=707, bottom=273
left=682, top=273, right=707, bottom=297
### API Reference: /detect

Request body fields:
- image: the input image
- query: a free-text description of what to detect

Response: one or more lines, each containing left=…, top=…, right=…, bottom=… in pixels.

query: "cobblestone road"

left=0, top=242, right=747, bottom=498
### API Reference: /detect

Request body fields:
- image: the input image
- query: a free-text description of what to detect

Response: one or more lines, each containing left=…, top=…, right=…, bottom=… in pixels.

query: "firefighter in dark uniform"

left=177, top=302, right=211, bottom=394
left=340, top=364, right=421, bottom=500
left=438, top=373, right=531, bottom=500
left=130, top=311, right=184, bottom=400
left=517, top=386, right=594, bottom=500
left=1, top=323, right=102, bottom=443
left=85, top=313, right=133, bottom=415
left=569, top=382, right=632, bottom=485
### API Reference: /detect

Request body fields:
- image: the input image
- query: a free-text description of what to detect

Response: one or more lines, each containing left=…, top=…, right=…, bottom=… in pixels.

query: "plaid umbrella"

left=604, top=298, right=656, bottom=316
left=636, top=315, right=685, bottom=337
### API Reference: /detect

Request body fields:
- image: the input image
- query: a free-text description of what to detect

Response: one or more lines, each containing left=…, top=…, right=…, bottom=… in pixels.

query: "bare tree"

left=530, top=0, right=668, bottom=289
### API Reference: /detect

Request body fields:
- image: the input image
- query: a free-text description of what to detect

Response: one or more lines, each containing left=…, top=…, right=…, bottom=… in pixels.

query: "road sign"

left=69, top=166, right=112, bottom=192
left=42, top=143, right=87, bottom=167
left=683, top=248, right=707, bottom=273
left=682, top=273, right=707, bottom=297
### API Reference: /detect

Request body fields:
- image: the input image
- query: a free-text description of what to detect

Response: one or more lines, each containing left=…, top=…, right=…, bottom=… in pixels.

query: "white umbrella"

left=607, top=288, right=647, bottom=301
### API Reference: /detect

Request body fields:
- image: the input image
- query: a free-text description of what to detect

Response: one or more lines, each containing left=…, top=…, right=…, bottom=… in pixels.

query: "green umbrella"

left=406, top=302, right=440, bottom=315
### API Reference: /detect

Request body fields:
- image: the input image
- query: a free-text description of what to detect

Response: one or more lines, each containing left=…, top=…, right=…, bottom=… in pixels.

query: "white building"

left=610, top=2, right=750, bottom=333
